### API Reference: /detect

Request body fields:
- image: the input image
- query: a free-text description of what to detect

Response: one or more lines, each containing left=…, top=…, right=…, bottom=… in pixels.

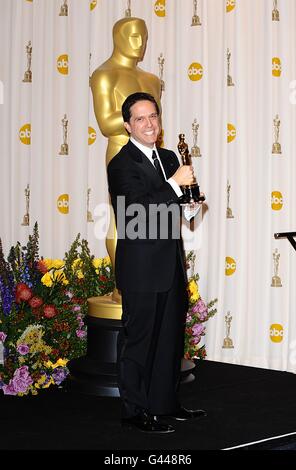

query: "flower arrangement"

left=0, top=226, right=215, bottom=395
left=184, top=251, right=217, bottom=360
left=0, top=223, right=114, bottom=396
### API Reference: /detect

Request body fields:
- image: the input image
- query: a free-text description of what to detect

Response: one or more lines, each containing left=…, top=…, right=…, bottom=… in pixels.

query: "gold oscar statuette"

left=90, top=17, right=161, bottom=316
left=87, top=188, right=94, bottom=223
left=22, top=41, right=32, bottom=83
left=158, top=53, right=165, bottom=93
left=272, top=0, right=280, bottom=21
left=177, top=133, right=205, bottom=205
left=222, top=312, right=234, bottom=349
left=191, top=119, right=201, bottom=157
left=226, top=180, right=234, bottom=219
left=227, top=48, right=235, bottom=87
left=59, top=0, right=68, bottom=16
left=272, top=114, right=282, bottom=154
left=191, top=0, right=202, bottom=26
left=271, top=248, right=282, bottom=287
left=125, top=0, right=131, bottom=18
left=186, top=251, right=196, bottom=279
left=21, top=184, right=30, bottom=226
left=59, top=114, right=69, bottom=155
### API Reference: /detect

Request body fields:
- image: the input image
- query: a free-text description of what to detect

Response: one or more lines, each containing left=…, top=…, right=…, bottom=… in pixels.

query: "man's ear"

left=124, top=122, right=131, bottom=134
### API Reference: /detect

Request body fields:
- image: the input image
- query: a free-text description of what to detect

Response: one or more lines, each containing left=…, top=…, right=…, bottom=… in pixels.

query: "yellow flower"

left=51, top=259, right=64, bottom=269
left=17, top=325, right=52, bottom=355
left=188, top=280, right=200, bottom=301
left=93, top=258, right=103, bottom=269
left=44, top=358, right=68, bottom=369
left=72, top=258, right=83, bottom=270
left=76, top=270, right=84, bottom=279
left=53, top=269, right=69, bottom=285
left=41, top=272, right=53, bottom=287
left=43, top=258, right=53, bottom=270
left=35, top=374, right=54, bottom=389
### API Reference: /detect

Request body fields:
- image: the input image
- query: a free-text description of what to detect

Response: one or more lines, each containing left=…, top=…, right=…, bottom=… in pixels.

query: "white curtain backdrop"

left=1, top=0, right=296, bottom=373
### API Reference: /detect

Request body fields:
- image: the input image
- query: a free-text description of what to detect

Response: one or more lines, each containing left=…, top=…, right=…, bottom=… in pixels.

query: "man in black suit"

left=107, top=92, right=206, bottom=433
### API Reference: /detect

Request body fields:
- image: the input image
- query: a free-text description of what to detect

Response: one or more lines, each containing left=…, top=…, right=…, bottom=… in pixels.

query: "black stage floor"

left=1, top=360, right=296, bottom=456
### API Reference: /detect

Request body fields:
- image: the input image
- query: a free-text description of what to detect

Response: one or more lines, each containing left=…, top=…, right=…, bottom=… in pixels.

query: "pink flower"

left=76, top=329, right=86, bottom=338
left=1, top=383, right=17, bottom=395
left=192, top=323, right=205, bottom=337
left=17, top=344, right=30, bottom=355
left=28, top=296, right=43, bottom=308
left=0, top=331, right=7, bottom=343
left=15, top=283, right=33, bottom=303
left=2, top=366, right=33, bottom=395
left=43, top=304, right=58, bottom=318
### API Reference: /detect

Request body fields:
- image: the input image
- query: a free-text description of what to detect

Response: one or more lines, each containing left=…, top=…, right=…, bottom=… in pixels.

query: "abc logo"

left=154, top=0, right=166, bottom=17
left=271, top=191, right=283, bottom=210
left=57, top=54, right=69, bottom=75
left=226, top=0, right=236, bottom=12
left=90, top=0, right=97, bottom=10
left=57, top=194, right=69, bottom=214
left=19, top=123, right=31, bottom=145
left=270, top=323, right=283, bottom=343
left=88, top=126, right=97, bottom=145
left=188, top=62, right=203, bottom=81
left=225, top=256, right=236, bottom=276
left=227, top=123, right=236, bottom=143
left=272, top=57, right=281, bottom=77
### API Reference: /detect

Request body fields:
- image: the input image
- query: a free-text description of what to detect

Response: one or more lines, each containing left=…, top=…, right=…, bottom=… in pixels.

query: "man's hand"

left=171, top=165, right=195, bottom=187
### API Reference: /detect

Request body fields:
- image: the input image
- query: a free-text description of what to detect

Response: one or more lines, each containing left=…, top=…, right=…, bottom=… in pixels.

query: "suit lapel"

left=126, top=140, right=164, bottom=186
left=125, top=140, right=179, bottom=183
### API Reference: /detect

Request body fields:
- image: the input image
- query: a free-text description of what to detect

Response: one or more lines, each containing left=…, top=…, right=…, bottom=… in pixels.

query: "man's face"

left=124, top=100, right=161, bottom=148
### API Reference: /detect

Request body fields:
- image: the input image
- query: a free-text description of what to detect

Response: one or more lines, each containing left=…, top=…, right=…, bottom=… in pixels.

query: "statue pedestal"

left=67, top=296, right=122, bottom=397
left=67, top=296, right=195, bottom=396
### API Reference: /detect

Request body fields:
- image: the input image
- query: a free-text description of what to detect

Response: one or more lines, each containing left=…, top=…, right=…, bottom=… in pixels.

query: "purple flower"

left=2, top=365, right=33, bottom=395
left=191, top=299, right=208, bottom=321
left=1, top=382, right=17, bottom=395
left=17, top=343, right=30, bottom=355
left=52, top=367, right=69, bottom=385
left=197, top=299, right=207, bottom=313
left=0, top=331, right=7, bottom=343
left=76, top=315, right=84, bottom=327
left=192, top=323, right=205, bottom=337
left=0, top=274, right=15, bottom=316
left=73, top=305, right=81, bottom=312
left=76, top=329, right=87, bottom=338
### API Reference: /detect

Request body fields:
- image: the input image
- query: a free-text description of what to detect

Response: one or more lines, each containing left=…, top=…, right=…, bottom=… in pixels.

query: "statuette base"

left=59, top=143, right=69, bottom=155
left=271, top=275, right=282, bottom=287
left=222, top=337, right=234, bottom=349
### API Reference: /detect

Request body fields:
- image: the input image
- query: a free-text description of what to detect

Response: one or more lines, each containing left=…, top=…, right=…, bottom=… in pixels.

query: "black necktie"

left=152, top=150, right=166, bottom=183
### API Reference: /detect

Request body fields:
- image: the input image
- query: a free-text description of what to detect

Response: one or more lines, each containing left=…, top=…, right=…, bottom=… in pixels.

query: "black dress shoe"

left=165, top=407, right=207, bottom=421
left=122, top=412, right=175, bottom=434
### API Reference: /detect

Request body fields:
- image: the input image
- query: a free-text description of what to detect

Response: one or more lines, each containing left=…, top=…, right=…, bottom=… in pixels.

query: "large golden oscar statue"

left=68, top=17, right=161, bottom=396
left=89, top=17, right=161, bottom=320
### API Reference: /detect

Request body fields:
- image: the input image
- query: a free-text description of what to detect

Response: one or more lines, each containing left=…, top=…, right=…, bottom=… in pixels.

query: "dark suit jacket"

left=107, top=140, right=187, bottom=292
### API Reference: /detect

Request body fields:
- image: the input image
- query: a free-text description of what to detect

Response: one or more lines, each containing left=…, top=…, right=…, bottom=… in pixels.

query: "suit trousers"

left=117, top=257, right=188, bottom=418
